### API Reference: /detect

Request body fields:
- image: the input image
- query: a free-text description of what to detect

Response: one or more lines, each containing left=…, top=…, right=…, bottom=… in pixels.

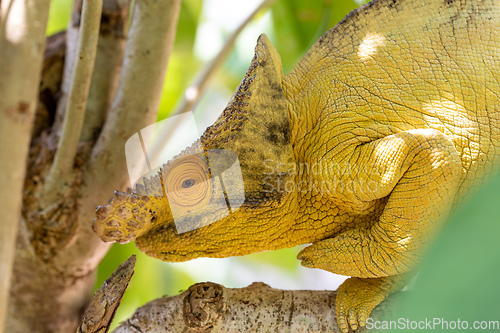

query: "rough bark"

left=5, top=0, right=181, bottom=332
left=111, top=281, right=400, bottom=333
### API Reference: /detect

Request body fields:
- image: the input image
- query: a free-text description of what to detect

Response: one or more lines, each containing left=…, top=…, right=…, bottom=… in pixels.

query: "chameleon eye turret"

left=164, top=154, right=212, bottom=210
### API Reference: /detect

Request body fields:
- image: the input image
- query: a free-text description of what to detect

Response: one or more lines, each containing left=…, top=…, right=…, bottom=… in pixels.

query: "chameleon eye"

left=182, top=179, right=195, bottom=188
left=165, top=154, right=211, bottom=209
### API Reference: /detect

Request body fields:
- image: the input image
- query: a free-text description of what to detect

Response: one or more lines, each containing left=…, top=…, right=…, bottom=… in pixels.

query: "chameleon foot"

left=336, top=276, right=400, bottom=332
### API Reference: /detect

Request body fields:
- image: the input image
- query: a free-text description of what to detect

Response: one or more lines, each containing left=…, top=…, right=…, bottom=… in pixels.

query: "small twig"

left=148, top=0, right=276, bottom=160
left=41, top=0, right=103, bottom=206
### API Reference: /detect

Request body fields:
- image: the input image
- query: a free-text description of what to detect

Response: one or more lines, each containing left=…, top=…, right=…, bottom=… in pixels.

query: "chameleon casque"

left=92, top=0, right=500, bottom=331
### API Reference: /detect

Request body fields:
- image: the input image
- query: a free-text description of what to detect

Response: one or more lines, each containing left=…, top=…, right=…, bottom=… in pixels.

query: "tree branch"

left=41, top=0, right=103, bottom=207
left=0, top=0, right=51, bottom=331
left=79, top=0, right=130, bottom=142
left=112, top=282, right=399, bottom=332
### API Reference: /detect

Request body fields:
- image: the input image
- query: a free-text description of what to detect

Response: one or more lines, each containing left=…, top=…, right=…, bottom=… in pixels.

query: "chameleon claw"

left=348, top=310, right=359, bottom=331
left=335, top=276, right=396, bottom=332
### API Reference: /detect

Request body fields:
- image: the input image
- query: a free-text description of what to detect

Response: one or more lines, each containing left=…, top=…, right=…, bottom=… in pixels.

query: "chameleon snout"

left=92, top=190, right=162, bottom=244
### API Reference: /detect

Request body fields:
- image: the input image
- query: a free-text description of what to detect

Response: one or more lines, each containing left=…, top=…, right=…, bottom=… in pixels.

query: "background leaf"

left=385, top=173, right=500, bottom=332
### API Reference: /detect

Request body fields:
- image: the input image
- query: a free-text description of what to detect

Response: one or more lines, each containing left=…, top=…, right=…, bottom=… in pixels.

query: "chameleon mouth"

left=135, top=221, right=209, bottom=262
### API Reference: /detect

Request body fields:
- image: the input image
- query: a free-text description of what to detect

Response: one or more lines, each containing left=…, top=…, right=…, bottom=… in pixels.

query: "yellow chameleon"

left=92, top=0, right=500, bottom=331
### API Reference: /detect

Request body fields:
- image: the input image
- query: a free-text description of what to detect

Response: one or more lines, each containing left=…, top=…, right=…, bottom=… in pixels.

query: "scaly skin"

left=93, top=0, right=500, bottom=331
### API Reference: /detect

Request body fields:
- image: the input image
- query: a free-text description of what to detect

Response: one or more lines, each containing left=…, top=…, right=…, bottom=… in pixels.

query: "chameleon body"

left=93, top=0, right=500, bottom=331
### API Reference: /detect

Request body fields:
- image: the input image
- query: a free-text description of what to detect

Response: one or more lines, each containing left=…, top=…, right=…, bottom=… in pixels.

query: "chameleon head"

left=134, top=157, right=298, bottom=262
left=93, top=34, right=299, bottom=261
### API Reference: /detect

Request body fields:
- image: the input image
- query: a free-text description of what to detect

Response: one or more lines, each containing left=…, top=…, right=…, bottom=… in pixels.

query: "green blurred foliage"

left=238, top=246, right=300, bottom=272
left=46, top=0, right=72, bottom=36
left=271, top=0, right=368, bottom=72
left=157, top=0, right=202, bottom=120
left=376, top=173, right=500, bottom=332
left=45, top=0, right=367, bottom=330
